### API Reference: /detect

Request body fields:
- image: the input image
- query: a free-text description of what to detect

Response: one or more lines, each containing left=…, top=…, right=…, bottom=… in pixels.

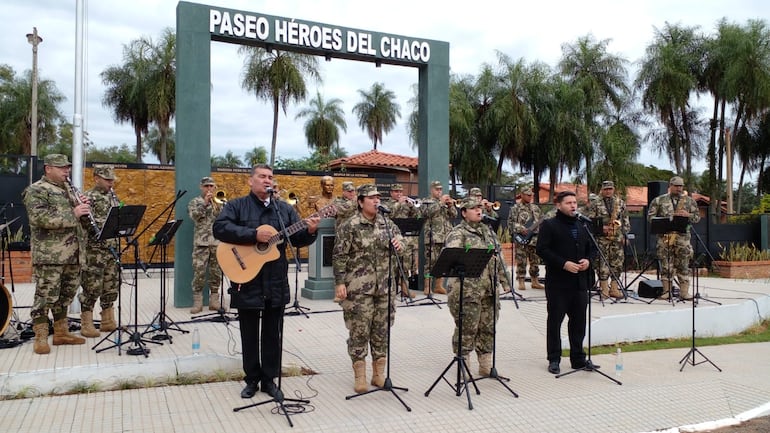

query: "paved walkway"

left=0, top=270, right=769, bottom=433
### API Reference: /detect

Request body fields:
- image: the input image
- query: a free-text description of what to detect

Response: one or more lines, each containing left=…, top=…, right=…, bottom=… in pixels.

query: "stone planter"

left=712, top=260, right=770, bottom=279
left=3, top=250, right=32, bottom=284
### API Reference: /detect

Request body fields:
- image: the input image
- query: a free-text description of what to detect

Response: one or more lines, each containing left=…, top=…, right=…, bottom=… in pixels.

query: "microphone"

left=482, top=214, right=498, bottom=223
left=137, top=260, right=152, bottom=278
left=377, top=204, right=391, bottom=214
left=574, top=212, right=593, bottom=224
left=266, top=187, right=275, bottom=195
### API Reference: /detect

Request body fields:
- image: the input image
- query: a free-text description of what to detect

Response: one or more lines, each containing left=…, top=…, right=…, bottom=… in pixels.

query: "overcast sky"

left=2, top=0, right=767, bottom=176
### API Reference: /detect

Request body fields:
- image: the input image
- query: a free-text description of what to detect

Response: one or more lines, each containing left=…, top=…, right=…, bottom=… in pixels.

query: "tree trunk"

left=270, top=95, right=280, bottom=166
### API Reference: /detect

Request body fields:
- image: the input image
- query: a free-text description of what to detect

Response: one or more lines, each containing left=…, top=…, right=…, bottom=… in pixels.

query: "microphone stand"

left=346, top=206, right=411, bottom=411
left=410, top=210, right=443, bottom=308
left=556, top=214, right=621, bottom=385
left=283, top=199, right=309, bottom=318
left=233, top=192, right=309, bottom=427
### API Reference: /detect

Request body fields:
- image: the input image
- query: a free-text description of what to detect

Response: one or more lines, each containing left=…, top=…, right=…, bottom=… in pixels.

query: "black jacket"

left=213, top=192, right=317, bottom=309
left=536, top=210, right=596, bottom=291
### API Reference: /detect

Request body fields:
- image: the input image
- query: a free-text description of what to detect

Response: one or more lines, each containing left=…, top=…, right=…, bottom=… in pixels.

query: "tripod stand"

left=499, top=241, right=527, bottom=303
left=555, top=217, right=621, bottom=386
left=143, top=220, right=189, bottom=341
left=92, top=205, right=159, bottom=355
left=1, top=213, right=28, bottom=348
left=410, top=218, right=444, bottom=308
left=679, top=254, right=721, bottom=372
left=346, top=208, right=411, bottom=411
left=192, top=274, right=238, bottom=323
left=284, top=245, right=310, bottom=318
left=425, top=248, right=492, bottom=410
left=469, top=238, right=518, bottom=397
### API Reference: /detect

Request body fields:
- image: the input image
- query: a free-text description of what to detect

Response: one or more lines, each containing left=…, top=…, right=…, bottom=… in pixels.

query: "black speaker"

left=638, top=280, right=663, bottom=298
left=647, top=181, right=668, bottom=205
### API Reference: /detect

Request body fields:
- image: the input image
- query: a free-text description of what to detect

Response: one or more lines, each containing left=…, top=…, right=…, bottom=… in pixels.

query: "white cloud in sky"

left=2, top=0, right=767, bottom=175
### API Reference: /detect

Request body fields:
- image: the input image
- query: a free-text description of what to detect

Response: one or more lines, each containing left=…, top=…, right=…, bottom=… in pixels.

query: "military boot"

left=679, top=280, right=692, bottom=300
left=531, top=276, right=545, bottom=290
left=79, top=311, right=100, bottom=338
left=352, top=360, right=368, bottom=393
left=209, top=289, right=221, bottom=310
left=477, top=352, right=492, bottom=377
left=190, top=293, right=203, bottom=314
left=599, top=280, right=610, bottom=299
left=660, top=280, right=671, bottom=300
left=609, top=281, right=624, bottom=299
left=52, top=319, right=86, bottom=345
left=517, top=278, right=526, bottom=291
left=371, top=357, right=387, bottom=387
left=400, top=282, right=415, bottom=299
left=100, top=307, right=116, bottom=332
left=33, top=322, right=50, bottom=355
left=433, top=277, right=447, bottom=295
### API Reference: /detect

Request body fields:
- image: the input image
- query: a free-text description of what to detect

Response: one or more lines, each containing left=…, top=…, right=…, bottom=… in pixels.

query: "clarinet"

left=66, top=176, right=102, bottom=240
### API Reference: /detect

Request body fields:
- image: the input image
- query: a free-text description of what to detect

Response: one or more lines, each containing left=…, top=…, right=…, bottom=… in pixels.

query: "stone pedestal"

left=302, top=218, right=335, bottom=299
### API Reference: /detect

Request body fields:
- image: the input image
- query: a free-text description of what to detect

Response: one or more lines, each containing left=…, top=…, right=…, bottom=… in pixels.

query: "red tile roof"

left=327, top=150, right=418, bottom=170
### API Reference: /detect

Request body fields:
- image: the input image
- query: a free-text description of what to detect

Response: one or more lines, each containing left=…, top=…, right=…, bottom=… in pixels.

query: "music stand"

left=650, top=216, right=688, bottom=305
left=392, top=217, right=427, bottom=304
left=424, top=247, right=492, bottom=410
left=93, top=205, right=161, bottom=356
left=143, top=220, right=188, bottom=341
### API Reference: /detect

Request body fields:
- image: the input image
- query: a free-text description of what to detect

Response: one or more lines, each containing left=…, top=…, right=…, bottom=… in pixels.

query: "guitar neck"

left=267, top=204, right=335, bottom=244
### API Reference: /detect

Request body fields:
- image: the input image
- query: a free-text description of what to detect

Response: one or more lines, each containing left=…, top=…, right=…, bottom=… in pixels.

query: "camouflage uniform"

left=79, top=179, right=120, bottom=312
left=585, top=193, right=630, bottom=283
left=507, top=200, right=543, bottom=281
left=382, top=188, right=420, bottom=278
left=420, top=194, right=457, bottom=276
left=333, top=210, right=405, bottom=362
left=647, top=186, right=700, bottom=293
left=188, top=193, right=222, bottom=298
left=333, top=196, right=357, bottom=229
left=22, top=173, right=86, bottom=325
left=444, top=210, right=507, bottom=357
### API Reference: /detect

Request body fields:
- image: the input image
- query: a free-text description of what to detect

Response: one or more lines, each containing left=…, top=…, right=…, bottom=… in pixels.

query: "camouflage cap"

left=357, top=184, right=381, bottom=197
left=520, top=186, right=533, bottom=195
left=669, top=176, right=684, bottom=186
left=390, top=183, right=403, bottom=191
left=469, top=187, right=482, bottom=196
left=601, top=180, right=615, bottom=189
left=200, top=176, right=216, bottom=186
left=342, top=181, right=355, bottom=192
left=44, top=154, right=72, bottom=167
left=459, top=197, right=482, bottom=210
left=430, top=180, right=443, bottom=188
left=93, top=165, right=116, bottom=180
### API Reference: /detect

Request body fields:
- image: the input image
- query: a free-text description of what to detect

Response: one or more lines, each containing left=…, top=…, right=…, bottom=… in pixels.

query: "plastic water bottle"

left=192, top=327, right=200, bottom=355
left=615, top=347, right=623, bottom=377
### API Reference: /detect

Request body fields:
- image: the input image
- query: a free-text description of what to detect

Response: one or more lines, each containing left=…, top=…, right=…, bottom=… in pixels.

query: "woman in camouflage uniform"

left=444, top=198, right=510, bottom=377
left=333, top=184, right=405, bottom=393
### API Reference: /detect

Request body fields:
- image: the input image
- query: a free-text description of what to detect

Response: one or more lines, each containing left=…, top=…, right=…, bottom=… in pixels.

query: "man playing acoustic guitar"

left=213, top=164, right=320, bottom=399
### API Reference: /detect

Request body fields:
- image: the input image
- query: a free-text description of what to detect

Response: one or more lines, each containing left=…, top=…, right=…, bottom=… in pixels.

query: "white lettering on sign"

left=209, top=9, right=430, bottom=63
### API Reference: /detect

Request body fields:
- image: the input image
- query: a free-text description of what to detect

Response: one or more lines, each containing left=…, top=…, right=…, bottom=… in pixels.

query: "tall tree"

left=211, top=150, right=244, bottom=168
left=294, top=91, right=347, bottom=157
left=244, top=146, right=268, bottom=167
left=559, top=34, right=630, bottom=190
left=352, top=82, right=401, bottom=150
left=240, top=47, right=321, bottom=166
left=143, top=126, right=176, bottom=164
left=0, top=66, right=65, bottom=155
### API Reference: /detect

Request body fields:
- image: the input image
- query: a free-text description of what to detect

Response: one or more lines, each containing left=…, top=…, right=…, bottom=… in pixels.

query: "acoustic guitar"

left=217, top=204, right=337, bottom=283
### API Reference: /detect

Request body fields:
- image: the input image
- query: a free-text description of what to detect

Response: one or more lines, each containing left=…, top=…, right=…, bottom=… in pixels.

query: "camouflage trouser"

left=192, top=245, right=222, bottom=294
left=424, top=242, right=444, bottom=277
left=341, top=291, right=396, bottom=362
left=515, top=244, right=541, bottom=279
left=403, top=237, right=419, bottom=276
left=656, top=237, right=692, bottom=285
left=595, top=237, right=624, bottom=281
left=80, top=246, right=120, bottom=311
left=448, top=289, right=499, bottom=355
left=31, top=264, right=80, bottom=324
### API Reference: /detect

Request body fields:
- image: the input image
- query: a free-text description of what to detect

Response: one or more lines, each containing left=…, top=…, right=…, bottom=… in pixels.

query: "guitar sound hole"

left=256, top=242, right=268, bottom=252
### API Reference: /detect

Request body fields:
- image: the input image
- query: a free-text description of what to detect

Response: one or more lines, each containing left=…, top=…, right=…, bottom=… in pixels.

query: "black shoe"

left=585, top=360, right=600, bottom=370
left=261, top=380, right=279, bottom=398
left=240, top=382, right=258, bottom=399
left=572, top=360, right=601, bottom=370
left=548, top=361, right=560, bottom=375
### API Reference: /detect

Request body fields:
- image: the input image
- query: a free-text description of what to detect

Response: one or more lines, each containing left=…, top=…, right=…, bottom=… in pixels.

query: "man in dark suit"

left=536, top=191, right=597, bottom=375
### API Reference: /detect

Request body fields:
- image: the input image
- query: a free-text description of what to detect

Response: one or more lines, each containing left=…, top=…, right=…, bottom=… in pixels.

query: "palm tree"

left=352, top=82, right=401, bottom=150
left=294, top=90, right=347, bottom=157
left=134, top=28, right=176, bottom=164
left=636, top=23, right=705, bottom=186
left=447, top=74, right=477, bottom=191
left=239, top=46, right=321, bottom=166
left=143, top=126, right=176, bottom=164
left=0, top=67, right=66, bottom=155
left=244, top=146, right=268, bottom=167
left=559, top=34, right=630, bottom=190
left=211, top=150, right=244, bottom=168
